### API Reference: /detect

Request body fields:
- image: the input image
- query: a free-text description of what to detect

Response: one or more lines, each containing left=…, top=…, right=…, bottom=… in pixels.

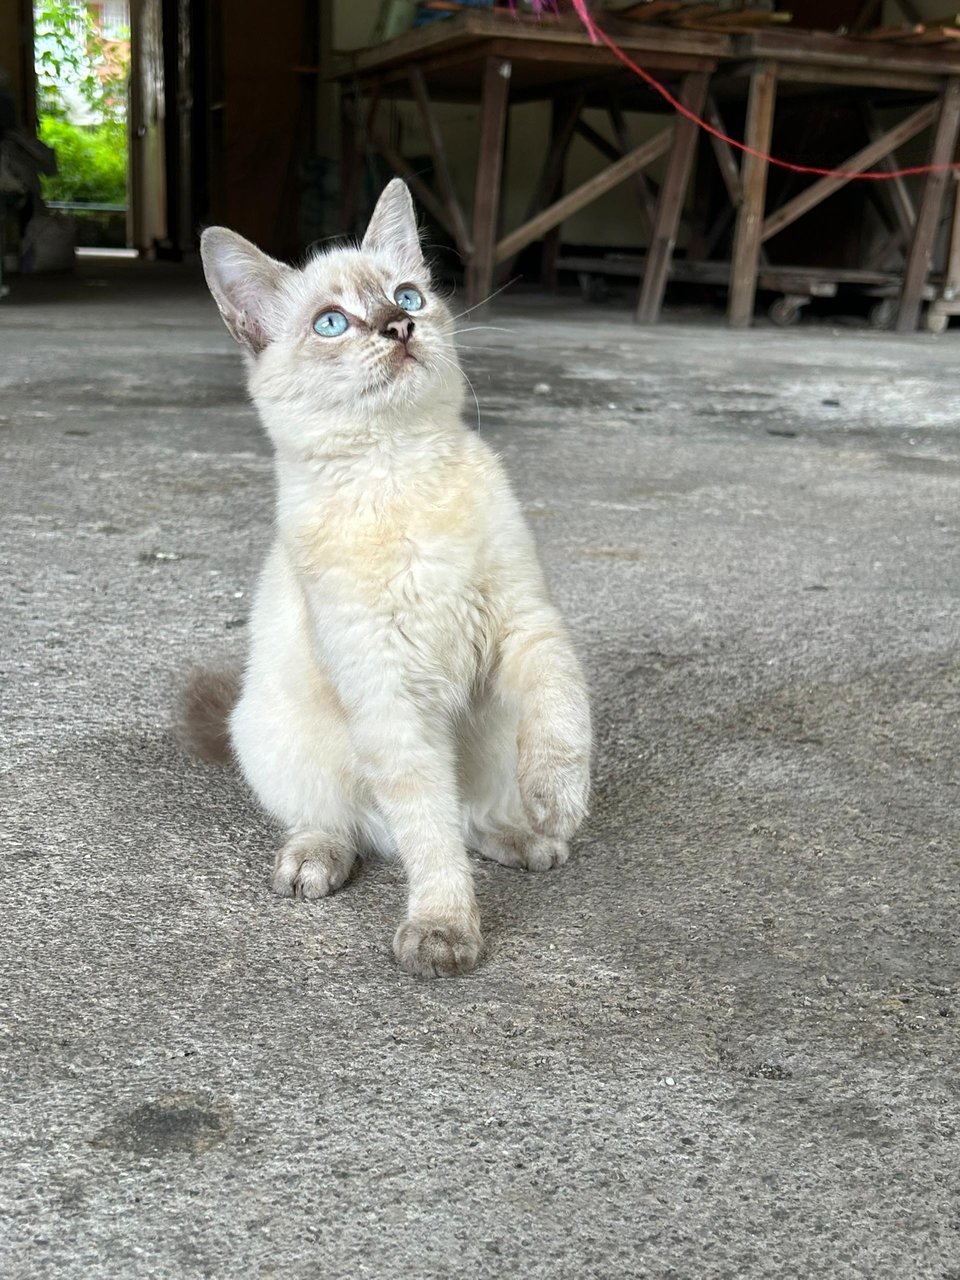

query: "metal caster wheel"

left=769, top=296, right=801, bottom=326
left=868, top=298, right=897, bottom=330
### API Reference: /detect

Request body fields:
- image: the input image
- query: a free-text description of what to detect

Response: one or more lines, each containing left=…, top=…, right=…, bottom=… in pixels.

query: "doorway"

left=33, top=0, right=132, bottom=250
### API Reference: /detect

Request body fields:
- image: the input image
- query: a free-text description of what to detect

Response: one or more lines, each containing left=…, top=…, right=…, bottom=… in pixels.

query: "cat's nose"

left=382, top=316, right=414, bottom=344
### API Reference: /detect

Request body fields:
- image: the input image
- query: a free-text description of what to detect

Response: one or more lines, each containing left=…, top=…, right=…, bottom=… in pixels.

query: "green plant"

left=37, top=115, right=126, bottom=203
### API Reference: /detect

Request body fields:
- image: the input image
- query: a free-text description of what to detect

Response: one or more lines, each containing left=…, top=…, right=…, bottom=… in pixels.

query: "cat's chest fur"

left=281, top=444, right=499, bottom=687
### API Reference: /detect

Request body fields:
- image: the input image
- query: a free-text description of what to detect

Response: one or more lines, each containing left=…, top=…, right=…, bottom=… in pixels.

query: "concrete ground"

left=1, top=259, right=958, bottom=1279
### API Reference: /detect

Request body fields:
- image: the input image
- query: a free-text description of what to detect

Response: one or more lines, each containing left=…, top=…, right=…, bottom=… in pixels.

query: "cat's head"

left=200, top=180, right=461, bottom=428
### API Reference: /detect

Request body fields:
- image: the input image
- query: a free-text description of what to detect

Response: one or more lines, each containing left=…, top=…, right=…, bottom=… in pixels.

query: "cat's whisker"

left=450, top=277, right=520, bottom=322
left=453, top=326, right=512, bottom=337
left=433, top=349, right=482, bottom=436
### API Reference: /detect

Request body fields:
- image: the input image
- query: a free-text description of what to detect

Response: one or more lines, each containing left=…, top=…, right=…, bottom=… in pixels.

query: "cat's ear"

left=200, top=227, right=290, bottom=355
left=361, top=179, right=424, bottom=268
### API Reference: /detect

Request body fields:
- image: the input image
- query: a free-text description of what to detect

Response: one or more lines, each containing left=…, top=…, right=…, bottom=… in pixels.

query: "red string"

left=567, top=0, right=960, bottom=182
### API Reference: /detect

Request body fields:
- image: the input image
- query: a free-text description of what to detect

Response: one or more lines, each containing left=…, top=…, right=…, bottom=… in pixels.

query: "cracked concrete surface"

left=1, top=262, right=958, bottom=1278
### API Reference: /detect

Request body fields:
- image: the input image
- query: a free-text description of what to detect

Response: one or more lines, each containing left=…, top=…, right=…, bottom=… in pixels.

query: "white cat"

left=182, top=179, right=591, bottom=977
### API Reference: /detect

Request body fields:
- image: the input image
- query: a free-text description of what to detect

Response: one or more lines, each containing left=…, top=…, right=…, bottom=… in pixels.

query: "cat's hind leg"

left=472, top=828, right=569, bottom=872
left=460, top=689, right=569, bottom=873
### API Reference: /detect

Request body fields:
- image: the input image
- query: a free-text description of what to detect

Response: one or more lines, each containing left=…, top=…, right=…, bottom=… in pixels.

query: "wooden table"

left=338, top=14, right=960, bottom=329
left=721, top=28, right=960, bottom=331
left=336, top=11, right=730, bottom=313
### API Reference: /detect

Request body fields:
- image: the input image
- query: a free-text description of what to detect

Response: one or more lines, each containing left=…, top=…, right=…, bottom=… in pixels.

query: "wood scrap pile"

left=608, top=1, right=792, bottom=31
left=858, top=22, right=960, bottom=46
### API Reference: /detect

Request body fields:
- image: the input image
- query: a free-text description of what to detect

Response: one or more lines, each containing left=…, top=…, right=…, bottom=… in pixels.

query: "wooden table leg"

left=896, top=77, right=960, bottom=333
left=540, top=95, right=582, bottom=290
left=636, top=70, right=710, bottom=325
left=340, top=89, right=362, bottom=234
left=728, top=61, right=778, bottom=329
left=467, top=56, right=512, bottom=310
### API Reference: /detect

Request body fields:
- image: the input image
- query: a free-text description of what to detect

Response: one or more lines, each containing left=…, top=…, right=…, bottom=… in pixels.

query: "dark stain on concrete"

left=882, top=452, right=960, bottom=477
left=91, top=1092, right=234, bottom=1156
left=583, top=546, right=649, bottom=561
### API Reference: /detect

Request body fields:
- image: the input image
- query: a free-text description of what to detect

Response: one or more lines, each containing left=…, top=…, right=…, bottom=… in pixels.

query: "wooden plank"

left=734, top=28, right=960, bottom=76
left=576, top=109, right=669, bottom=230
left=637, top=70, right=710, bottom=324
left=759, top=99, right=938, bottom=244
left=897, top=77, right=960, bottom=330
left=494, top=126, right=675, bottom=264
left=863, top=226, right=907, bottom=272
left=467, top=55, right=512, bottom=308
left=409, top=66, right=473, bottom=257
left=862, top=103, right=916, bottom=238
left=534, top=94, right=585, bottom=223
left=859, top=25, right=960, bottom=47
left=858, top=24, right=925, bottom=41
left=610, top=102, right=660, bottom=232
left=576, top=118, right=623, bottom=165
left=611, top=1, right=684, bottom=22
left=692, top=12, right=793, bottom=31
left=706, top=95, right=743, bottom=207
left=342, top=10, right=731, bottom=78
left=501, top=92, right=583, bottom=282
left=339, top=91, right=361, bottom=233
left=665, top=4, right=723, bottom=25
left=476, top=39, right=714, bottom=73
left=728, top=60, right=777, bottom=327
left=540, top=95, right=584, bottom=289
left=900, top=28, right=960, bottom=46
left=774, top=61, right=939, bottom=92
left=941, top=171, right=960, bottom=297
left=344, top=98, right=457, bottom=240
left=852, top=0, right=883, bottom=35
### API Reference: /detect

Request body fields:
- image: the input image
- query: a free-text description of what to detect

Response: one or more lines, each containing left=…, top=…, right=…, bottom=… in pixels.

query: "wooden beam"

left=609, top=102, right=661, bottom=233
left=852, top=0, right=883, bottom=34
left=760, top=99, right=938, bottom=244
left=705, top=95, right=743, bottom=207
left=538, top=95, right=584, bottom=289
left=345, top=99, right=458, bottom=241
left=494, top=127, right=675, bottom=265
left=467, top=56, right=512, bottom=308
left=938, top=171, right=960, bottom=302
left=339, top=91, right=361, bottom=233
left=893, top=0, right=922, bottom=22
left=861, top=104, right=916, bottom=240
left=409, top=66, right=473, bottom=257
left=728, top=60, right=777, bottom=327
left=637, top=70, right=710, bottom=325
left=897, top=78, right=960, bottom=331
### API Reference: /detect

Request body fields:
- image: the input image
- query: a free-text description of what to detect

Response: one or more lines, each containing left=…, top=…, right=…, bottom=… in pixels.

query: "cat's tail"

left=175, top=666, right=241, bottom=764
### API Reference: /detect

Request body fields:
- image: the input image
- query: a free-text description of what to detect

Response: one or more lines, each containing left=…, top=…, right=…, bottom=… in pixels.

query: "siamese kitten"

left=183, top=180, right=590, bottom=977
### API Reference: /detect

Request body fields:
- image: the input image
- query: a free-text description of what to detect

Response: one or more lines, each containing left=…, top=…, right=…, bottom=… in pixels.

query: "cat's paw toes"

left=519, top=755, right=589, bottom=839
left=393, top=918, right=483, bottom=978
left=272, top=833, right=354, bottom=900
left=522, top=835, right=569, bottom=871
left=476, top=830, right=569, bottom=872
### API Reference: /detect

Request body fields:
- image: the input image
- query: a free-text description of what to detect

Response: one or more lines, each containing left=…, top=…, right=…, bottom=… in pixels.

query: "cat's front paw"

left=272, top=832, right=355, bottom=900
left=393, top=917, right=483, bottom=978
left=518, top=750, right=589, bottom=840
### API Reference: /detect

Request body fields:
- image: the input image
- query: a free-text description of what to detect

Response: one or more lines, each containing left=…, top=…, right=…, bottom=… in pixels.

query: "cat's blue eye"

left=313, top=310, right=349, bottom=338
left=394, top=287, right=424, bottom=312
